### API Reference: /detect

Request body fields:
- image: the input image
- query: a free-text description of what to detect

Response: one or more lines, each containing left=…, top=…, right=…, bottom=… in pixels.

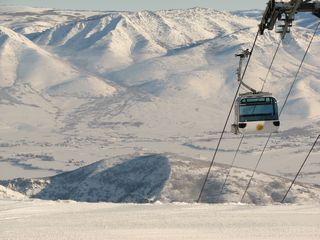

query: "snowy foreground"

left=1, top=200, right=320, bottom=240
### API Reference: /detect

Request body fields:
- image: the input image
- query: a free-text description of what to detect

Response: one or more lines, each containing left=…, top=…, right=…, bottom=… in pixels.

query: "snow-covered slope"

left=31, top=9, right=257, bottom=75
left=1, top=201, right=320, bottom=240
left=0, top=184, right=27, bottom=200
left=22, top=8, right=320, bottom=121
left=2, top=154, right=320, bottom=204
left=0, top=26, right=116, bottom=97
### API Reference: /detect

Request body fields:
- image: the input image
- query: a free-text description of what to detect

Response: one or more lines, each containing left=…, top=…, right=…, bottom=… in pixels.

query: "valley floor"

left=1, top=200, right=320, bottom=240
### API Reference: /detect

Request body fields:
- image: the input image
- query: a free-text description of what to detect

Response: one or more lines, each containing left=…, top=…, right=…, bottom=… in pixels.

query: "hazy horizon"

left=0, top=0, right=268, bottom=11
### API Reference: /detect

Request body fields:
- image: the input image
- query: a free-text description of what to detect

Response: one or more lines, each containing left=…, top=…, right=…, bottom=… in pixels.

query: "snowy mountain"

left=35, top=9, right=256, bottom=71
left=1, top=154, right=320, bottom=204
left=0, top=26, right=116, bottom=97
left=0, top=6, right=319, bottom=204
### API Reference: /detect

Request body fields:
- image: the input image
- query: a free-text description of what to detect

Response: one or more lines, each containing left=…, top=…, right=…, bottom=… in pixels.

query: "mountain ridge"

left=0, top=25, right=117, bottom=97
left=1, top=153, right=320, bottom=204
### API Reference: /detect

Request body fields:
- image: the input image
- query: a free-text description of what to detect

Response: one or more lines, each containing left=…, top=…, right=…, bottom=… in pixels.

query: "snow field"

left=1, top=200, right=320, bottom=240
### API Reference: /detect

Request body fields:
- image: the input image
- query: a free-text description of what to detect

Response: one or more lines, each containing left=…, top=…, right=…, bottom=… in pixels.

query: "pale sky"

left=0, top=0, right=268, bottom=11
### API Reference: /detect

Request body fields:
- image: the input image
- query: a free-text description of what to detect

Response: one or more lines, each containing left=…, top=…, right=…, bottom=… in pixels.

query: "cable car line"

left=279, top=23, right=319, bottom=116
left=219, top=39, right=282, bottom=196
left=196, top=30, right=260, bottom=203
left=281, top=134, right=320, bottom=203
left=219, top=135, right=244, bottom=195
left=240, top=21, right=320, bottom=203
left=260, top=40, right=282, bottom=92
left=205, top=1, right=319, bottom=204
left=198, top=0, right=319, bottom=203
left=231, top=47, right=281, bottom=135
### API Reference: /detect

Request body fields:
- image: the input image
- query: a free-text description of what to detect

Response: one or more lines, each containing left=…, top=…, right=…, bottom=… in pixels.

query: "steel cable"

left=196, top=30, right=260, bottom=203
left=240, top=22, right=320, bottom=203
left=281, top=134, right=320, bottom=203
left=219, top=39, right=282, bottom=196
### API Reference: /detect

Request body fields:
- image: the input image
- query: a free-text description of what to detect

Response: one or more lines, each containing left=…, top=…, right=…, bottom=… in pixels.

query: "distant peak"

left=0, top=26, right=23, bottom=40
left=0, top=26, right=36, bottom=46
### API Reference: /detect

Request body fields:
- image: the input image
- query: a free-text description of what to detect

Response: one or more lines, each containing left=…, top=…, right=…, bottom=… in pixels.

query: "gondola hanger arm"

left=236, top=49, right=257, bottom=94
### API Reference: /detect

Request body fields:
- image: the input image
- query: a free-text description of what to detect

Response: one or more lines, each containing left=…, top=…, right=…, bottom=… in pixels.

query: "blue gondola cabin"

left=231, top=92, right=280, bottom=134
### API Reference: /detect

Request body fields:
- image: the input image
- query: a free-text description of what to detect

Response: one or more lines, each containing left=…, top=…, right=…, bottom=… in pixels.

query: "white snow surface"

left=0, top=200, right=320, bottom=240
left=0, top=185, right=26, bottom=200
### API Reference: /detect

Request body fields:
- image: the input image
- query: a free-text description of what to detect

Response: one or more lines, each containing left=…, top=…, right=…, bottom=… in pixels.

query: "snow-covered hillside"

left=1, top=153, right=320, bottom=204
left=0, top=5, right=319, bottom=204
left=1, top=200, right=320, bottom=240
left=0, top=185, right=26, bottom=200
left=0, top=26, right=116, bottom=97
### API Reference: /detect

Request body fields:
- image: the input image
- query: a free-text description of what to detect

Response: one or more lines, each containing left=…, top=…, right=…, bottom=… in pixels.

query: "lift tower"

left=259, top=0, right=320, bottom=38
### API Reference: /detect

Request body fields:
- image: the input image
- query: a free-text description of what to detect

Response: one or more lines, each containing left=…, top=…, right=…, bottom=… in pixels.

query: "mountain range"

left=0, top=5, right=319, bottom=203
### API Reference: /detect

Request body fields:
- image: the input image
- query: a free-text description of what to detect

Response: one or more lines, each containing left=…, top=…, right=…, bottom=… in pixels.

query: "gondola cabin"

left=231, top=92, right=280, bottom=134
